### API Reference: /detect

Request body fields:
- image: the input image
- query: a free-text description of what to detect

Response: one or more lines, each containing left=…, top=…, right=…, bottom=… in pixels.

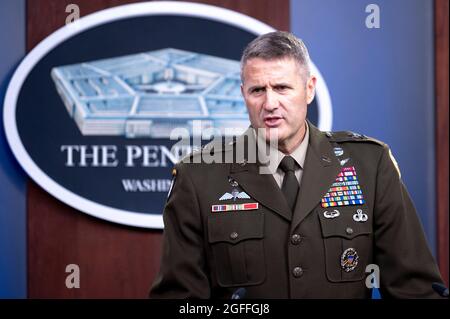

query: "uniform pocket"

left=318, top=208, right=372, bottom=282
left=208, top=212, right=265, bottom=287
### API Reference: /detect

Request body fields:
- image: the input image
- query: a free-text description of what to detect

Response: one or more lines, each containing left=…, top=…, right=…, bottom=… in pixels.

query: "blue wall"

left=0, top=0, right=27, bottom=298
left=291, top=0, right=436, bottom=253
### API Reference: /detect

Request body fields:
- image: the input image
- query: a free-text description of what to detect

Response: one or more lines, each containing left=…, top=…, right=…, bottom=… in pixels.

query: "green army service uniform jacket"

left=150, top=123, right=443, bottom=298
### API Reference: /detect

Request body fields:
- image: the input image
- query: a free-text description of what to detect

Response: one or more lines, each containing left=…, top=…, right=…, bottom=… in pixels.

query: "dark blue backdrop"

left=0, top=0, right=26, bottom=298
left=292, top=0, right=436, bottom=254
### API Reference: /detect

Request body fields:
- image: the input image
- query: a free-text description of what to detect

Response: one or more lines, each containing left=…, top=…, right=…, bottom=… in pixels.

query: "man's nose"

left=263, top=90, right=279, bottom=111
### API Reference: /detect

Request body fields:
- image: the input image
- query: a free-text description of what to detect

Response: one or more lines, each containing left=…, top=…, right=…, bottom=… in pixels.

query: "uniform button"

left=230, top=232, right=238, bottom=240
left=346, top=227, right=354, bottom=235
left=291, top=234, right=302, bottom=245
left=292, top=267, right=303, bottom=278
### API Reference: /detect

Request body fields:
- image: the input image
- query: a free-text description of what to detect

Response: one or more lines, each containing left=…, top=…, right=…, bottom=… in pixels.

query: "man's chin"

left=258, top=127, right=284, bottom=145
left=254, top=125, right=284, bottom=140
left=265, top=127, right=282, bottom=139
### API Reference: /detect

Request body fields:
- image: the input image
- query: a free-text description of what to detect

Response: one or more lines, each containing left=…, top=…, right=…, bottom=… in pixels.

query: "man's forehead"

left=243, top=56, right=299, bottom=68
left=242, top=57, right=302, bottom=84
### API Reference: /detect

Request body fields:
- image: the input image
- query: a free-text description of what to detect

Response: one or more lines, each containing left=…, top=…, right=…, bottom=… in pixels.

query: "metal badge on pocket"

left=323, top=210, right=340, bottom=219
left=353, top=209, right=368, bottom=222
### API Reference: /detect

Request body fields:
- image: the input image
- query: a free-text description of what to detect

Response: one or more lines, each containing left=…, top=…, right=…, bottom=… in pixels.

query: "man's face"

left=241, top=57, right=316, bottom=153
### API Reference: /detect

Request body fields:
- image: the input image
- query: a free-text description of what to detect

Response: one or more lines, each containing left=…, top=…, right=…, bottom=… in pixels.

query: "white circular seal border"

left=3, top=1, right=332, bottom=229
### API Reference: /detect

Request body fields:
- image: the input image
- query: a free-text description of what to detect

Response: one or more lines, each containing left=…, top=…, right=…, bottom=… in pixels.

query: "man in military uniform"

left=150, top=31, right=444, bottom=298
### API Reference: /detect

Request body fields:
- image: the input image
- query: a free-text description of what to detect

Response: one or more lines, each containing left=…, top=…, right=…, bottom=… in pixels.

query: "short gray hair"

left=240, top=31, right=311, bottom=83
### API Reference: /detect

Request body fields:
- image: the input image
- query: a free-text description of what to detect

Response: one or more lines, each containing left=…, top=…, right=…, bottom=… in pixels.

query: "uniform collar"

left=230, top=121, right=342, bottom=224
left=253, top=121, right=309, bottom=174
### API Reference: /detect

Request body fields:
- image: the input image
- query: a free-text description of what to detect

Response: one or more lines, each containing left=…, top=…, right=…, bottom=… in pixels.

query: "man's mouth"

left=263, top=116, right=283, bottom=127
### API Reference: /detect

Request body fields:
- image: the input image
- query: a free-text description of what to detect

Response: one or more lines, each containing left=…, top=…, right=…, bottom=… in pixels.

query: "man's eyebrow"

left=247, top=85, right=265, bottom=92
left=247, top=82, right=294, bottom=93
left=272, top=82, right=293, bottom=87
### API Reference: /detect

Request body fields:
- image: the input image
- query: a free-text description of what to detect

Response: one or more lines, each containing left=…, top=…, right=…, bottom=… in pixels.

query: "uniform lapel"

left=230, top=162, right=292, bottom=221
left=228, top=129, right=292, bottom=221
left=291, top=123, right=341, bottom=229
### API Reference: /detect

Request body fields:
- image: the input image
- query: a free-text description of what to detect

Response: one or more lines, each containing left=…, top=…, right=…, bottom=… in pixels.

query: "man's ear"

left=306, top=76, right=317, bottom=104
left=240, top=83, right=244, bottom=97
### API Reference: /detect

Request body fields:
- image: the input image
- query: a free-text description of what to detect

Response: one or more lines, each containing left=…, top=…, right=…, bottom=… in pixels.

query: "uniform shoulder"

left=325, top=130, right=386, bottom=147
left=324, top=129, right=402, bottom=176
left=179, top=136, right=235, bottom=164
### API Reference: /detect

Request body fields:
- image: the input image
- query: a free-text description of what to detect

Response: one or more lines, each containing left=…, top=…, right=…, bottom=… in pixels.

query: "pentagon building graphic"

left=51, top=48, right=249, bottom=138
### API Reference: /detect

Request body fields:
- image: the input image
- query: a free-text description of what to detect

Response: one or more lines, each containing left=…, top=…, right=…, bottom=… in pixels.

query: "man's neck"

left=277, top=126, right=307, bottom=155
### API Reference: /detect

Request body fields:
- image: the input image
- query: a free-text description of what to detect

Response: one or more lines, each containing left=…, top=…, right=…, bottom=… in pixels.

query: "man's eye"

left=252, top=88, right=264, bottom=93
left=275, top=86, right=289, bottom=91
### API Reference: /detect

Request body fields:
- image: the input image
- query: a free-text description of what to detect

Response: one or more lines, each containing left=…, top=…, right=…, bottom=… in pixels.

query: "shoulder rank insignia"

left=321, top=166, right=365, bottom=208
left=327, top=131, right=385, bottom=146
